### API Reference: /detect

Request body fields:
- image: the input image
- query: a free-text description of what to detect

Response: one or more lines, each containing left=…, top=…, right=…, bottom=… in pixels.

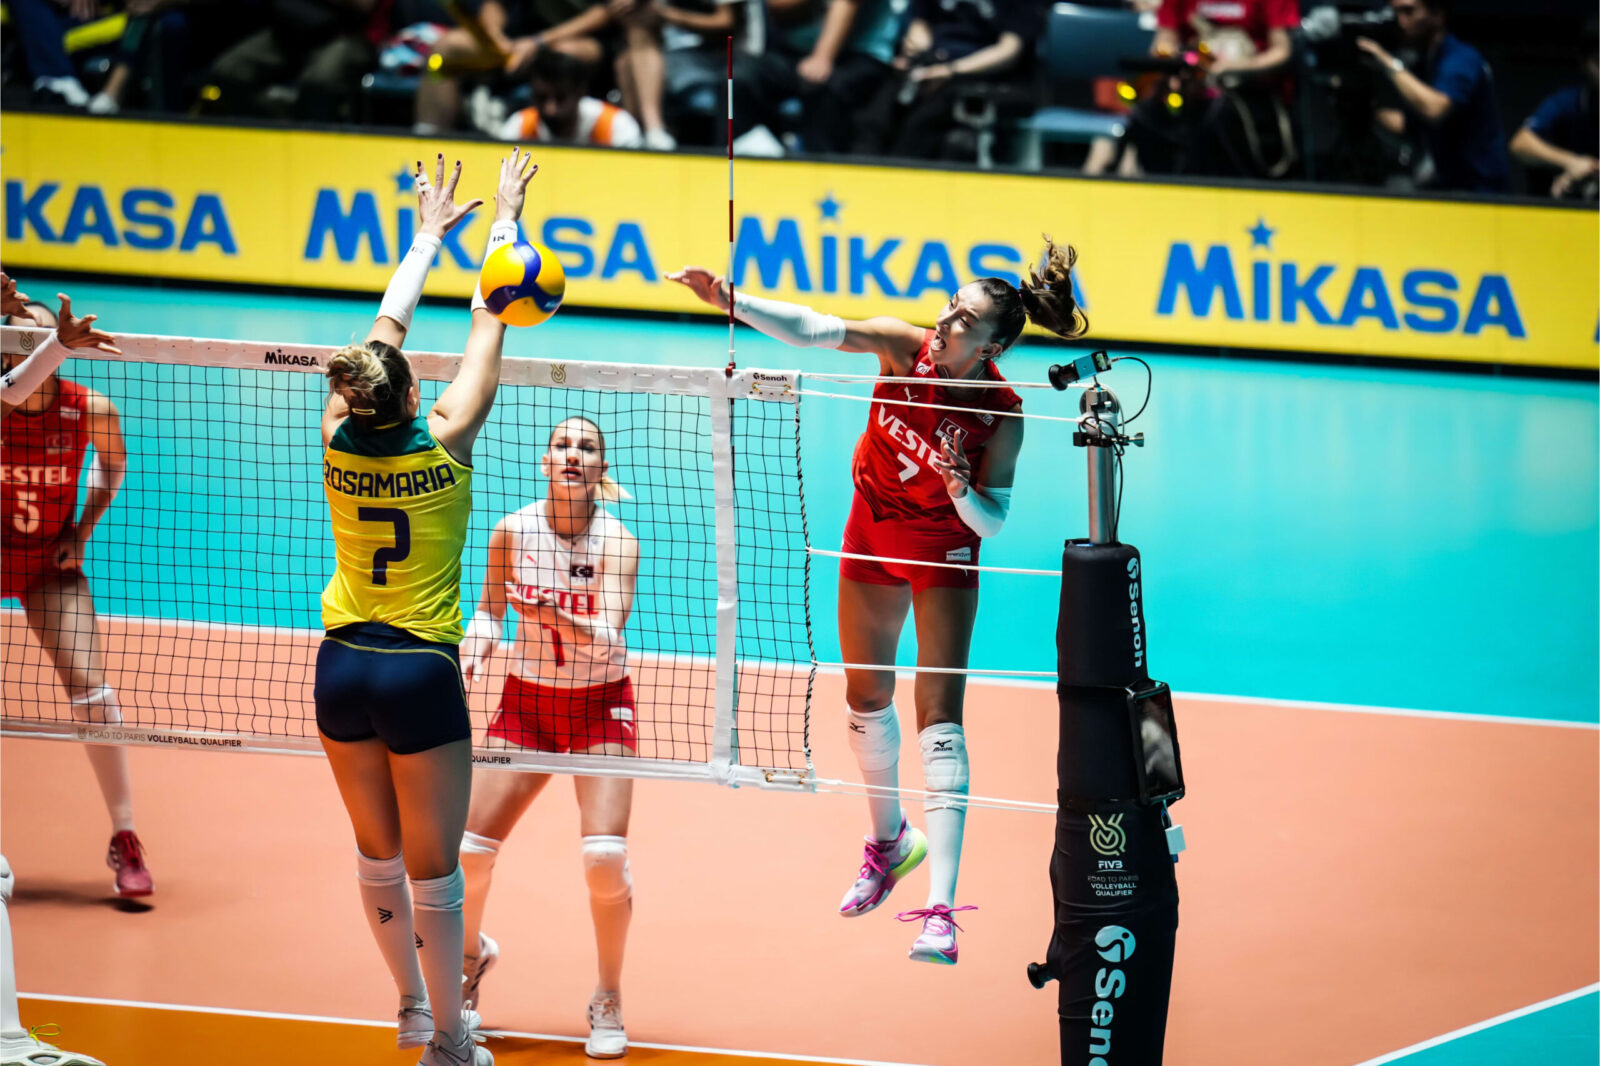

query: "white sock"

left=0, top=857, right=22, bottom=1041
left=920, top=723, right=969, bottom=909
left=847, top=703, right=903, bottom=842
left=355, top=852, right=427, bottom=1006
left=72, top=686, right=135, bottom=832
left=459, top=831, right=501, bottom=963
left=411, top=866, right=467, bottom=1044
left=582, top=836, right=632, bottom=993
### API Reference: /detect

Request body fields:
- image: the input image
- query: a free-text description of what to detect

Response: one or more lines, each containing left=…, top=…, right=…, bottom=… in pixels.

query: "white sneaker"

left=461, top=932, right=499, bottom=1012
left=87, top=93, right=118, bottom=115
left=397, top=999, right=432, bottom=1049
left=642, top=127, right=677, bottom=151
left=732, top=124, right=785, bottom=158
left=0, top=1030, right=106, bottom=1066
left=585, top=991, right=627, bottom=1059
left=32, top=77, right=89, bottom=108
left=417, top=1021, right=490, bottom=1066
left=466, top=86, right=506, bottom=138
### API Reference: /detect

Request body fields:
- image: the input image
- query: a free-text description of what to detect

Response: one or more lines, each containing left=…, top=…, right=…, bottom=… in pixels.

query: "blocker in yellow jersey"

left=321, top=415, right=472, bottom=646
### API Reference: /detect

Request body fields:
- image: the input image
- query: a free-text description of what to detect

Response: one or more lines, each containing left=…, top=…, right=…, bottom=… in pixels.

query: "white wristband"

left=376, top=232, right=442, bottom=331
left=472, top=221, right=521, bottom=312
left=466, top=608, right=504, bottom=646
left=1, top=334, right=70, bottom=405
left=732, top=291, right=846, bottom=349
left=950, top=484, right=1011, bottom=538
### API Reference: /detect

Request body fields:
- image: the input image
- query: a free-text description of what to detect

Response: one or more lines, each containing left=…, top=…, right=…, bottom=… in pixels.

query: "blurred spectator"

left=1356, top=0, right=1509, bottom=193
left=495, top=39, right=643, bottom=143
left=1111, top=0, right=1298, bottom=178
left=204, top=0, right=392, bottom=120
left=657, top=0, right=761, bottom=146
left=1509, top=17, right=1597, bottom=200
left=415, top=0, right=677, bottom=148
left=89, top=0, right=260, bottom=113
left=853, top=0, right=1036, bottom=160
left=736, top=0, right=906, bottom=156
left=7, top=0, right=105, bottom=106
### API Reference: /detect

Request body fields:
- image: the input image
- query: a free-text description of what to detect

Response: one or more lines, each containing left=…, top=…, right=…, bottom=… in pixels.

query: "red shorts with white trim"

left=838, top=493, right=980, bottom=593
left=1, top=534, right=79, bottom=601
left=486, top=675, right=638, bottom=754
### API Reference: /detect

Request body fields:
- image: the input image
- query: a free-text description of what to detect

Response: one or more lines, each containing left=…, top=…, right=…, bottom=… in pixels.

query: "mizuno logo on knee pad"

left=933, top=739, right=952, bottom=752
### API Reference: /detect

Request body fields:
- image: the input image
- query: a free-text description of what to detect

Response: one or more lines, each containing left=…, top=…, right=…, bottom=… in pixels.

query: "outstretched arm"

left=367, top=153, right=483, bottom=350
left=665, top=266, right=926, bottom=375
left=430, top=147, right=539, bottom=460
left=3, top=293, right=121, bottom=416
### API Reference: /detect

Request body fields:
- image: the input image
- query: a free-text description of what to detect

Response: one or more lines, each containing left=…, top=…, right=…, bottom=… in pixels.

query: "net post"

left=708, top=377, right=741, bottom=785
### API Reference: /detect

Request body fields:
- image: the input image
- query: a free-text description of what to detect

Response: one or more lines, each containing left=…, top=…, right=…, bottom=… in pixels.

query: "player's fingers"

left=446, top=158, right=463, bottom=195
left=97, top=343, right=123, bottom=354
left=434, top=152, right=445, bottom=189
left=57, top=293, right=73, bottom=317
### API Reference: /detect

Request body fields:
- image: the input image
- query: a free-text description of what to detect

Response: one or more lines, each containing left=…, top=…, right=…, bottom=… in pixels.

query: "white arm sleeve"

left=1, top=334, right=70, bottom=405
left=465, top=608, right=506, bottom=646
left=950, top=484, right=1012, bottom=538
left=471, top=221, right=522, bottom=312
left=732, top=291, right=847, bottom=349
left=376, top=232, right=443, bottom=331
left=86, top=452, right=125, bottom=496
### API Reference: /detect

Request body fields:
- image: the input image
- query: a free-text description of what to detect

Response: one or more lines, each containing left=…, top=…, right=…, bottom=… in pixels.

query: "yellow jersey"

left=321, top=416, right=472, bottom=645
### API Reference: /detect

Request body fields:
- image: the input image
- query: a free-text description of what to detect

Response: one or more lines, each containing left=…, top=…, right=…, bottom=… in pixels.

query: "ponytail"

left=326, top=340, right=413, bottom=428
left=977, top=236, right=1089, bottom=354
left=596, top=474, right=631, bottom=504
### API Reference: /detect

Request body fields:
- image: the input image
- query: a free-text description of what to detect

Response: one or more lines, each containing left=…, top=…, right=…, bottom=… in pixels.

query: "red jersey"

left=1158, top=0, right=1298, bottom=53
left=851, top=331, right=1021, bottom=528
left=1, top=379, right=90, bottom=546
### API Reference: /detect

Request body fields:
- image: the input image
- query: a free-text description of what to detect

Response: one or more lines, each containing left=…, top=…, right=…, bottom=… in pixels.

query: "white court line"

left=7, top=610, right=1596, bottom=731
left=19, top=993, right=931, bottom=1066
left=1349, top=983, right=1600, bottom=1065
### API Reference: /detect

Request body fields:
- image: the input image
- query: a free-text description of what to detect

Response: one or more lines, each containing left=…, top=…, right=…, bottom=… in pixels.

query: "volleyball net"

left=0, top=328, right=815, bottom=789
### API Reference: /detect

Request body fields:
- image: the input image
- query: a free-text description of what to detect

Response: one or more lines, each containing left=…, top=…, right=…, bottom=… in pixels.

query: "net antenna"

left=726, top=33, right=737, bottom=375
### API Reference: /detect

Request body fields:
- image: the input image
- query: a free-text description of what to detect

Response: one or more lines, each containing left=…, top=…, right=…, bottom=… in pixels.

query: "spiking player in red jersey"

left=670, top=240, right=1088, bottom=964
left=1, top=284, right=148, bottom=899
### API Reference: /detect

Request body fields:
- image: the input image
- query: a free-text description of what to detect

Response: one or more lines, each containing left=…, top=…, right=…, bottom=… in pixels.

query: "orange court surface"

left=3, top=664, right=1595, bottom=1065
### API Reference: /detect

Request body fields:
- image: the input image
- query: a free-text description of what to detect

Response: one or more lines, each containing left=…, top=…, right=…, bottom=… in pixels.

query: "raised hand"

left=664, top=267, right=730, bottom=311
left=415, top=153, right=483, bottom=239
left=54, top=294, right=122, bottom=354
left=1, top=273, right=33, bottom=322
left=495, top=146, right=539, bottom=223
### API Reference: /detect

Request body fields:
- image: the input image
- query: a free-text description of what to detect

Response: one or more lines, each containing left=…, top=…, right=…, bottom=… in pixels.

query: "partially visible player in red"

left=1, top=281, right=148, bottom=898
left=455, top=414, right=640, bottom=1059
left=669, top=241, right=1086, bottom=965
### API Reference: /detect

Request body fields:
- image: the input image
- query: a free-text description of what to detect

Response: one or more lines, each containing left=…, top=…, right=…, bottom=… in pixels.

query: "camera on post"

left=1297, top=3, right=1411, bottom=185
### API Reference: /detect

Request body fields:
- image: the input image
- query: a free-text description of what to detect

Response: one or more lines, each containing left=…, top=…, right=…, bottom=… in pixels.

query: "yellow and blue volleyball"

left=478, top=241, right=566, bottom=327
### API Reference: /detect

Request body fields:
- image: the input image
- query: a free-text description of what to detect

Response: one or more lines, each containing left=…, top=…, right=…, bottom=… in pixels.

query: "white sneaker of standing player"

left=400, top=1004, right=482, bottom=1051
left=461, top=932, right=499, bottom=1012
left=0, top=1031, right=107, bottom=1066
left=585, top=991, right=627, bottom=1059
left=417, top=1011, right=490, bottom=1066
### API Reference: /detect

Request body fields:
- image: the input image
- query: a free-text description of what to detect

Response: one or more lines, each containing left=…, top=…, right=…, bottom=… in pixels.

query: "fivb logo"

left=1127, top=557, right=1144, bottom=672
left=1089, top=925, right=1136, bottom=1066
left=1088, top=814, right=1126, bottom=857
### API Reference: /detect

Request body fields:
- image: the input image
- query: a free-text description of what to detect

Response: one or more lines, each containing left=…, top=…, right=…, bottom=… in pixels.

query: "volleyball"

left=479, top=241, right=566, bottom=327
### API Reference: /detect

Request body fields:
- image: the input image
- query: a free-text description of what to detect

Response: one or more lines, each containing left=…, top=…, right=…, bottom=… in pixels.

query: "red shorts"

left=486, top=675, right=638, bottom=754
left=1, top=535, right=78, bottom=601
left=838, top=494, right=981, bottom=593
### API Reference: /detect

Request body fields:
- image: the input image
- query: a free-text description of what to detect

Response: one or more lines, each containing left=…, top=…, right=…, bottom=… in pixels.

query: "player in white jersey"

left=456, top=415, right=640, bottom=1059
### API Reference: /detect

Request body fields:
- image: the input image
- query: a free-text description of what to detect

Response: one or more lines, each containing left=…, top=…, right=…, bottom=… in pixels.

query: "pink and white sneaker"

left=837, top=819, right=927, bottom=917
left=898, top=904, right=977, bottom=965
left=106, top=830, right=152, bottom=897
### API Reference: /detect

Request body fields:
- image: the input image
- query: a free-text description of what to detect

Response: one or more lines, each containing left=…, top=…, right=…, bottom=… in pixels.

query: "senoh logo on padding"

left=1088, top=813, right=1127, bottom=857
left=1089, top=925, right=1136, bottom=1065
left=1127, top=557, right=1144, bottom=672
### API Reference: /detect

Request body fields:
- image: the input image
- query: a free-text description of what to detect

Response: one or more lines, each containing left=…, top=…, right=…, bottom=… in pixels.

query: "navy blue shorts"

left=314, top=622, right=471, bottom=755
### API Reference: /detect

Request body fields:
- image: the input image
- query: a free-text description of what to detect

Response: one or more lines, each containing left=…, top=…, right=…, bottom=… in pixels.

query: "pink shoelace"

left=857, top=840, right=892, bottom=880
left=895, top=904, right=978, bottom=934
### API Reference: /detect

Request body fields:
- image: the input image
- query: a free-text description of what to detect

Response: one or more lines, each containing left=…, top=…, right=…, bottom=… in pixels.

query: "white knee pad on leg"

left=411, top=865, right=465, bottom=911
left=356, top=851, right=407, bottom=888
left=581, top=836, right=632, bottom=905
left=460, top=831, right=501, bottom=873
left=0, top=855, right=12, bottom=903
left=847, top=702, right=900, bottom=773
left=920, top=723, right=969, bottom=813
left=69, top=684, right=122, bottom=726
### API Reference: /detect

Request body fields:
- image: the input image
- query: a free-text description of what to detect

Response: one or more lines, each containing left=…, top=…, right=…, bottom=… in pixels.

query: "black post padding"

left=1049, top=541, right=1178, bottom=1066
left=1057, top=540, right=1150, bottom=690
left=1050, top=804, right=1178, bottom=1066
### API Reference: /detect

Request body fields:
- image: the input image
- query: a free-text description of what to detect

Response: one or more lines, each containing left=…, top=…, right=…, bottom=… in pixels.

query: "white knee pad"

left=847, top=702, right=901, bottom=774
left=0, top=854, right=13, bottom=903
left=356, top=850, right=407, bottom=888
left=410, top=865, right=465, bottom=912
left=920, top=723, right=969, bottom=813
left=459, top=831, right=501, bottom=874
left=582, top=836, right=632, bottom=905
left=69, top=684, right=122, bottom=725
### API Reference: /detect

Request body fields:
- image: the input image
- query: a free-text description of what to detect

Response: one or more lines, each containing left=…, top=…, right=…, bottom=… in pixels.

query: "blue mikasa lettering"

left=1156, top=240, right=1525, bottom=338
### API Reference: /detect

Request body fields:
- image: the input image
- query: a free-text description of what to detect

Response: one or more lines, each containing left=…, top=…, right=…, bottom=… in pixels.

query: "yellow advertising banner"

left=3, top=114, right=1595, bottom=369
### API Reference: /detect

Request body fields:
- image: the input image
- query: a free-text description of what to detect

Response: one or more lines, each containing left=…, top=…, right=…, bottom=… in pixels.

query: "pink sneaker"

left=837, top=819, right=927, bottom=917
left=106, top=830, right=152, bottom=897
left=898, top=904, right=977, bottom=965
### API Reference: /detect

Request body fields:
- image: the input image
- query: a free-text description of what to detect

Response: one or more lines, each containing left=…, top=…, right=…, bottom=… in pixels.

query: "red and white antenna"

left=726, top=34, right=736, bottom=374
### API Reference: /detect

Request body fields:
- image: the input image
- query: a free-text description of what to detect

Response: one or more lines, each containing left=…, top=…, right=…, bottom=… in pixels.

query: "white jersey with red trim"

left=505, top=499, right=629, bottom=687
